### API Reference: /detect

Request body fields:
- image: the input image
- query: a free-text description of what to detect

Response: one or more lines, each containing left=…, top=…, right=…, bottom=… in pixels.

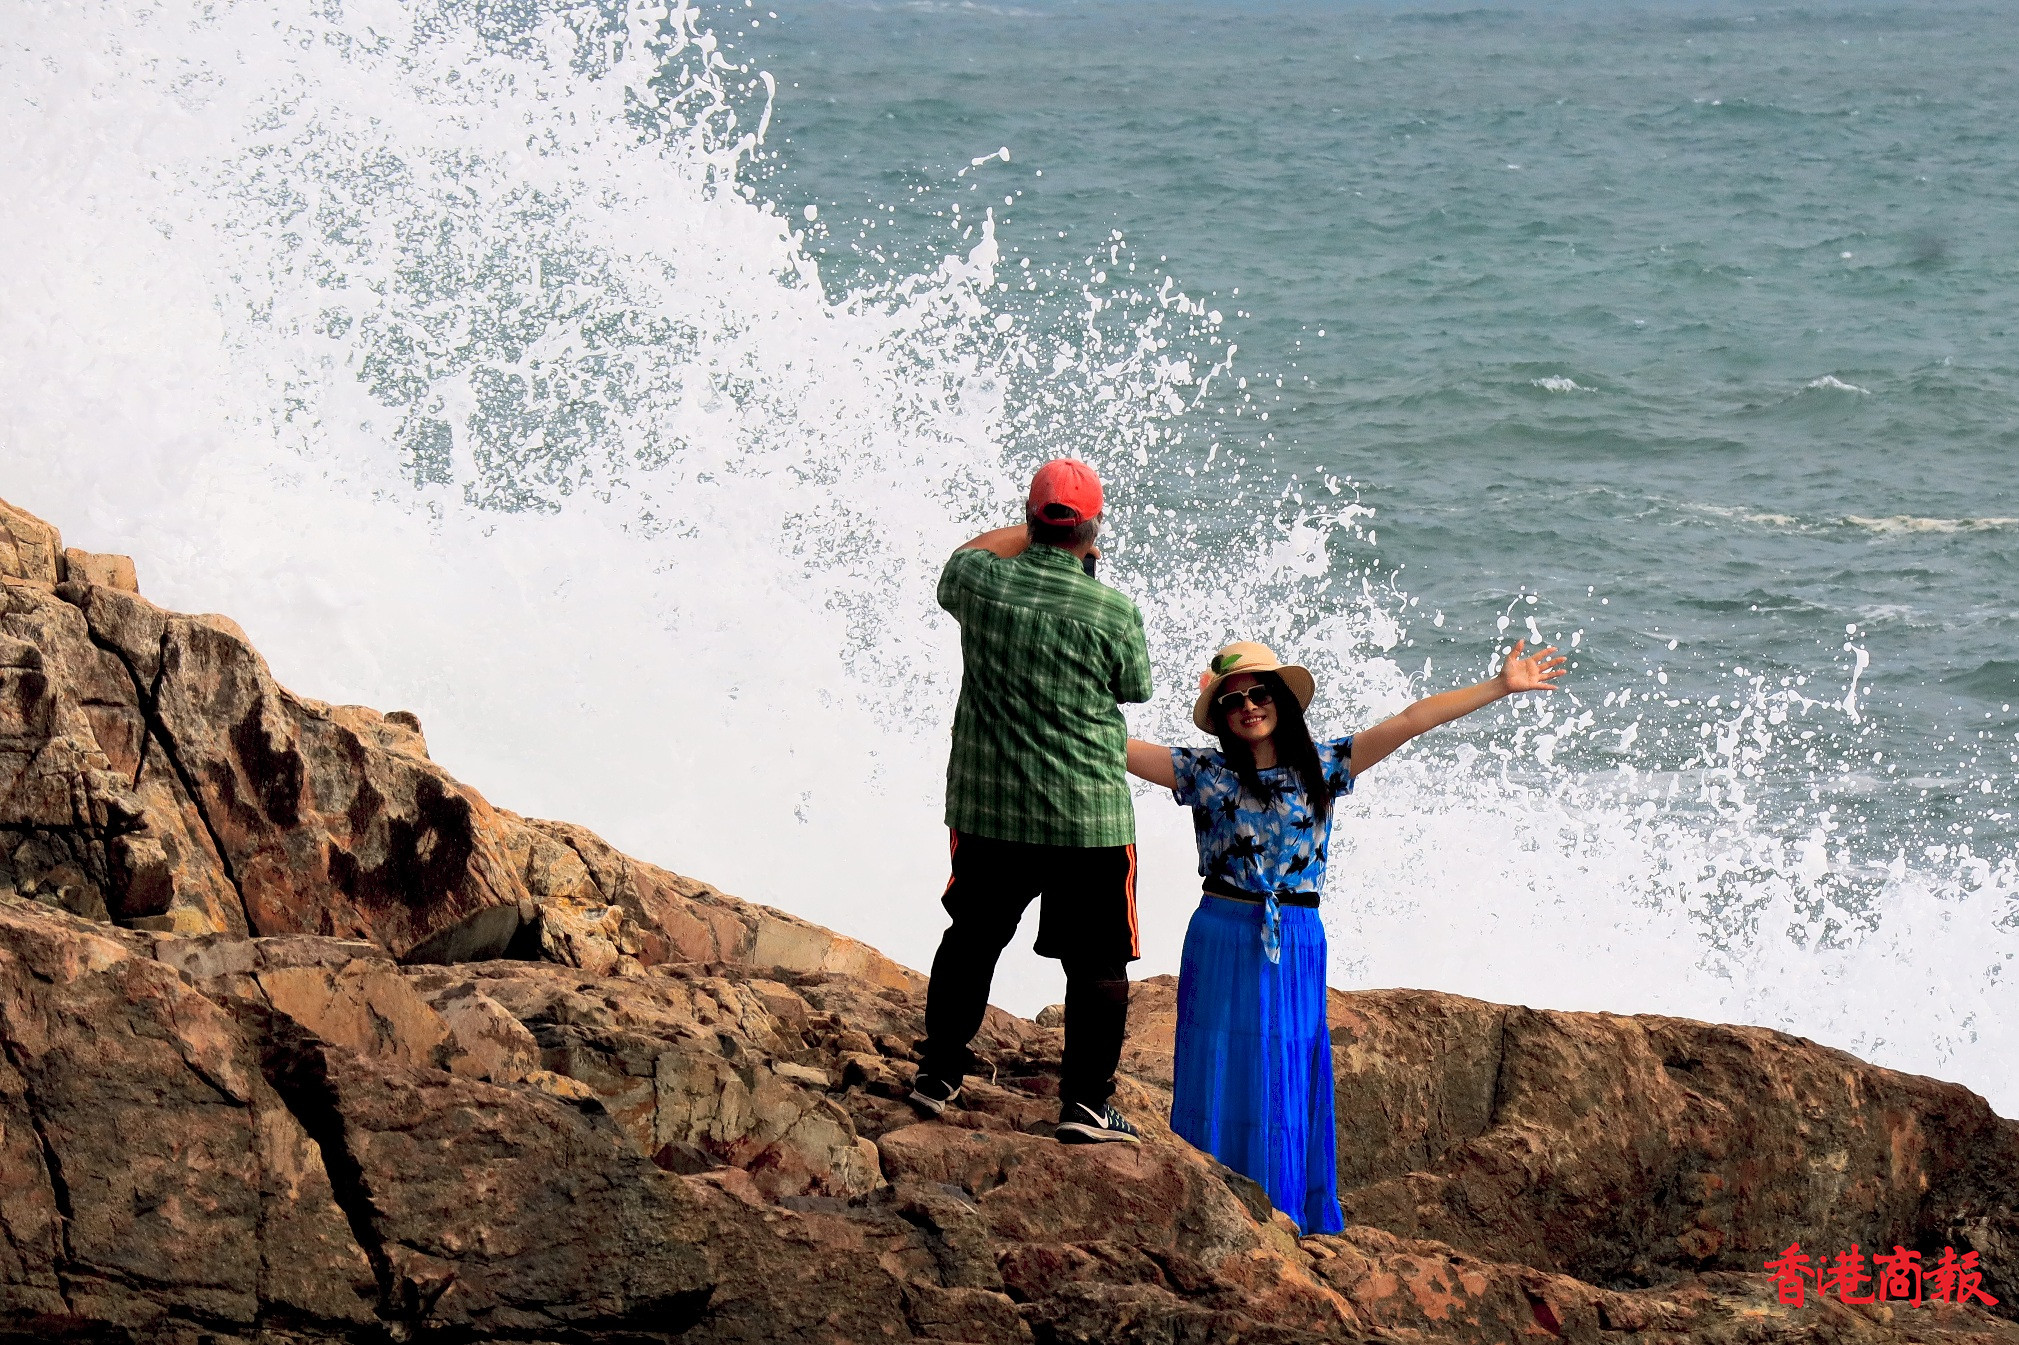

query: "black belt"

left=1203, top=876, right=1320, bottom=909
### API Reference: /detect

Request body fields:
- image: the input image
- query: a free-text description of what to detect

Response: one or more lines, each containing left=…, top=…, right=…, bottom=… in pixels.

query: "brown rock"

left=459, top=960, right=887, bottom=1200
left=263, top=1031, right=718, bottom=1338
left=0, top=1034, right=66, bottom=1323
left=0, top=495, right=62, bottom=588
left=424, top=980, right=543, bottom=1083
left=55, top=579, right=535, bottom=958
left=257, top=953, right=456, bottom=1069
left=0, top=581, right=240, bottom=934
left=877, top=1124, right=1259, bottom=1263
left=328, top=702, right=430, bottom=760
left=1302, top=1226, right=2016, bottom=1345
left=0, top=897, right=377, bottom=1337
left=673, top=1182, right=949, bottom=1345
left=61, top=548, right=139, bottom=593
left=1345, top=993, right=2019, bottom=1300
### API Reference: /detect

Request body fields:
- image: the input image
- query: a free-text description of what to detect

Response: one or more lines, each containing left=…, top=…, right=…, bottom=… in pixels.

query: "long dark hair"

left=1207, top=669, right=1329, bottom=823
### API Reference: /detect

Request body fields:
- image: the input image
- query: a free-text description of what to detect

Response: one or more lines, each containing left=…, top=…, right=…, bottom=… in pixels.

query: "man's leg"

left=918, top=831, right=1038, bottom=1096
left=1059, top=955, right=1131, bottom=1111
left=1036, top=843, right=1141, bottom=1141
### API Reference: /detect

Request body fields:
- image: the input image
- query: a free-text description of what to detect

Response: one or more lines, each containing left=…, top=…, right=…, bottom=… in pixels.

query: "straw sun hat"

left=1191, top=641, right=1317, bottom=733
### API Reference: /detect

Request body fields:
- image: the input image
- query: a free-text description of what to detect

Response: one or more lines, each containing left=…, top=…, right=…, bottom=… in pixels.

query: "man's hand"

left=1498, top=639, right=1567, bottom=695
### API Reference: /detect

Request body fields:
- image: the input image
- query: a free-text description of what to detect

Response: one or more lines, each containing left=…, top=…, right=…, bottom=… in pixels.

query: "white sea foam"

left=1530, top=376, right=1592, bottom=392
left=1844, top=515, right=2019, bottom=534
left=1679, top=501, right=2017, bottom=534
left=1682, top=502, right=1802, bottom=528
left=1804, top=374, right=1872, bottom=394
left=3, top=0, right=2011, bottom=1115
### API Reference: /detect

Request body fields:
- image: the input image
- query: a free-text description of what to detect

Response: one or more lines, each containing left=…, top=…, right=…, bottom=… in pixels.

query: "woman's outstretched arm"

left=1347, top=639, right=1566, bottom=777
left=1127, top=739, right=1178, bottom=789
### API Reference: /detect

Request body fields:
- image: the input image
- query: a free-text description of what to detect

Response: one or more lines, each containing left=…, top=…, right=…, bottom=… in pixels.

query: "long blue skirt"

left=1170, top=895, right=1344, bottom=1236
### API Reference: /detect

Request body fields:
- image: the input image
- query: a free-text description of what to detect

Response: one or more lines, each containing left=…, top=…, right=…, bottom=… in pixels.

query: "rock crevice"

left=0, top=1031, right=79, bottom=1319
left=1485, top=1005, right=1512, bottom=1133
left=252, top=1012, right=400, bottom=1326
left=82, top=613, right=254, bottom=934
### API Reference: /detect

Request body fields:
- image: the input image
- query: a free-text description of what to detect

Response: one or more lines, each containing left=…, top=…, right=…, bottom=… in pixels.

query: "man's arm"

left=959, top=526, right=1029, bottom=558
left=1113, top=609, right=1154, bottom=705
left=939, top=529, right=1023, bottom=613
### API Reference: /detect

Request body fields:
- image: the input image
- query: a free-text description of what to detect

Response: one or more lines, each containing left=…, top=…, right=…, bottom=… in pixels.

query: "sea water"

left=3, top=0, right=2012, bottom=1113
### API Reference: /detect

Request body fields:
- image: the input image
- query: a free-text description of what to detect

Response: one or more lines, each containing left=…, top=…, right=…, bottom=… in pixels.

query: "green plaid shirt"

left=938, top=543, right=1153, bottom=848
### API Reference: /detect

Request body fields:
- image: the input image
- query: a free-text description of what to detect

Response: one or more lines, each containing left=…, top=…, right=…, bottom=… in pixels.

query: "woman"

left=1126, top=637, right=1565, bottom=1234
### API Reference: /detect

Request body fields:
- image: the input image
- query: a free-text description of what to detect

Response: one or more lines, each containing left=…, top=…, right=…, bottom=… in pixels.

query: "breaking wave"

left=1804, top=374, right=1872, bottom=394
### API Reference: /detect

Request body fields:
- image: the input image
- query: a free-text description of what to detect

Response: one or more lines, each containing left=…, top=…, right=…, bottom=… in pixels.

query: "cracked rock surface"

left=2, top=493, right=2015, bottom=1345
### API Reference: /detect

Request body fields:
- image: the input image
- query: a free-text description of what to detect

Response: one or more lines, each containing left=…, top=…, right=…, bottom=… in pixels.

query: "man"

left=909, top=458, right=1154, bottom=1145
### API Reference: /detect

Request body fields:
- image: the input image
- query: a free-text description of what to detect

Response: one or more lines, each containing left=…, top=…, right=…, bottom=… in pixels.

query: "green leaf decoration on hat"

left=1212, top=652, right=1243, bottom=674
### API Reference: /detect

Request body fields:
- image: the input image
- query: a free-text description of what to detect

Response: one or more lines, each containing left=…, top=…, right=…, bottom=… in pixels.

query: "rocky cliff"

left=2, top=493, right=2014, bottom=1345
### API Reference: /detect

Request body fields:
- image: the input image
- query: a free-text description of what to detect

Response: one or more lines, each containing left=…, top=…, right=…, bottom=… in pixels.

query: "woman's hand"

left=1498, top=639, right=1567, bottom=695
left=1127, top=739, right=1177, bottom=789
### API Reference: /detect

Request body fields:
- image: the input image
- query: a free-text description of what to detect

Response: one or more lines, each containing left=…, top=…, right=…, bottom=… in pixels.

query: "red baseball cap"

left=1026, top=458, right=1104, bottom=526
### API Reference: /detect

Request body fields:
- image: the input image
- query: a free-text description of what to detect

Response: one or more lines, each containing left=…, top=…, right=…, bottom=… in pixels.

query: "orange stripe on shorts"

left=1124, top=843, right=1140, bottom=958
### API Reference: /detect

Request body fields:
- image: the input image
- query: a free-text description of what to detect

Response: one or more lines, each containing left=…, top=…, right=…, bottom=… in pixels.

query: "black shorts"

left=943, top=830, right=1140, bottom=964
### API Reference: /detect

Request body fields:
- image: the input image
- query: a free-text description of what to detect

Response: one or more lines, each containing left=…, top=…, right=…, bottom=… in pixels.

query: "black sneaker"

left=1055, top=1101, right=1140, bottom=1146
left=908, top=1072, right=962, bottom=1117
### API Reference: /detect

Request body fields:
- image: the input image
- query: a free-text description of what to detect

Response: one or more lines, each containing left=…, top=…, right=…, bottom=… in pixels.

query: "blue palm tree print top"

left=1168, top=737, right=1355, bottom=895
